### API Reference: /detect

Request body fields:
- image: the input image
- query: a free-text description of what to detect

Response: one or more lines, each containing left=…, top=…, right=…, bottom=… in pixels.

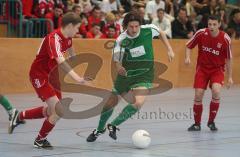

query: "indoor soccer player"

left=9, top=12, right=90, bottom=148
left=185, top=15, right=233, bottom=131
left=87, top=11, right=175, bottom=142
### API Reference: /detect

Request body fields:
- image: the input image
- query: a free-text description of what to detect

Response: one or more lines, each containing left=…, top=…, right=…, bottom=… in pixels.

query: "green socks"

left=0, top=96, right=13, bottom=116
left=97, top=107, right=114, bottom=131
left=111, top=104, right=138, bottom=126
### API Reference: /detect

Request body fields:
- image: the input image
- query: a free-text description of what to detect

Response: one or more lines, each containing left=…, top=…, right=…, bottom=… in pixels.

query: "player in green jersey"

left=0, top=94, right=25, bottom=133
left=86, top=11, right=175, bottom=142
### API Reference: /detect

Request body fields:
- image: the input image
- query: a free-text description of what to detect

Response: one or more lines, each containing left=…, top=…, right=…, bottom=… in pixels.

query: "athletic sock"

left=97, top=107, right=114, bottom=131
left=111, top=104, right=138, bottom=126
left=193, top=104, right=203, bottom=125
left=19, top=106, right=45, bottom=120
left=36, top=119, right=55, bottom=140
left=208, top=101, right=219, bottom=123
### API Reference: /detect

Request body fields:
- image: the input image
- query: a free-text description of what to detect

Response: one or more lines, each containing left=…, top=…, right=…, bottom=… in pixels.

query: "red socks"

left=37, top=119, right=55, bottom=140
left=193, top=104, right=203, bottom=125
left=19, top=106, right=45, bottom=120
left=208, top=101, right=219, bottom=123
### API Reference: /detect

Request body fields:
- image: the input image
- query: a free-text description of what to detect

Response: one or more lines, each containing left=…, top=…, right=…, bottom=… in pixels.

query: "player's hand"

left=76, top=77, right=92, bottom=86
left=184, top=57, right=191, bottom=65
left=167, top=50, right=175, bottom=62
left=117, top=65, right=127, bottom=76
left=226, top=77, right=233, bottom=89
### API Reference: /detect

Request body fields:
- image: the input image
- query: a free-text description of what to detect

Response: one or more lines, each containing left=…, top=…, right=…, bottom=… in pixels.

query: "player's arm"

left=225, top=58, right=233, bottom=89
left=185, top=47, right=192, bottom=65
left=224, top=34, right=233, bottom=89
left=55, top=56, right=87, bottom=84
left=159, top=30, right=174, bottom=62
left=67, top=47, right=76, bottom=58
left=112, top=39, right=126, bottom=76
left=185, top=29, right=204, bottom=65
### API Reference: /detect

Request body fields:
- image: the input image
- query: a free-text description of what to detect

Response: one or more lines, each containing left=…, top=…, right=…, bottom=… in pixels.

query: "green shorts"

left=112, top=69, right=154, bottom=95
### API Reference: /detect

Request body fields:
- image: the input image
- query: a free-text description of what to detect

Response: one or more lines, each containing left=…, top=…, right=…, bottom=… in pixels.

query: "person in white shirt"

left=145, top=0, right=165, bottom=21
left=152, top=8, right=172, bottom=38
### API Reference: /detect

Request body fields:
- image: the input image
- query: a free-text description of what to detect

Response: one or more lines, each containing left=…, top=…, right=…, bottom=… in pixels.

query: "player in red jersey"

left=185, top=15, right=233, bottom=131
left=9, top=12, right=89, bottom=148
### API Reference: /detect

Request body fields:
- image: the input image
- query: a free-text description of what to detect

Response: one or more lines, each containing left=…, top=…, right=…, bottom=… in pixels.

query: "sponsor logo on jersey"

left=202, top=46, right=219, bottom=55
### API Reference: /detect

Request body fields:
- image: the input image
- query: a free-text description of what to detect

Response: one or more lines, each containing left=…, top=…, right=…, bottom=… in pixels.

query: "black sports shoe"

left=8, top=109, right=19, bottom=134
left=34, top=138, right=53, bottom=149
left=188, top=123, right=201, bottom=131
left=207, top=122, right=218, bottom=131
left=86, top=129, right=106, bottom=142
left=107, top=124, right=120, bottom=140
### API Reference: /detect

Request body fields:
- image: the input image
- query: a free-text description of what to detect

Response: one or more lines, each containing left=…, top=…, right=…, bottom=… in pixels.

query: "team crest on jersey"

left=204, top=32, right=208, bottom=35
left=217, top=43, right=222, bottom=49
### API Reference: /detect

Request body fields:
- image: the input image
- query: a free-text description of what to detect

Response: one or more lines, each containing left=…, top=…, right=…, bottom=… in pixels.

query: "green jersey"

left=112, top=24, right=160, bottom=94
left=113, top=24, right=160, bottom=77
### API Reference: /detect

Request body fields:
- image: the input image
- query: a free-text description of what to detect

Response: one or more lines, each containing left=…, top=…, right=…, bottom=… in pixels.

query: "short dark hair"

left=208, top=15, right=221, bottom=22
left=122, top=11, right=142, bottom=29
left=61, top=12, right=81, bottom=28
left=157, top=8, right=165, bottom=13
left=178, top=7, right=187, bottom=14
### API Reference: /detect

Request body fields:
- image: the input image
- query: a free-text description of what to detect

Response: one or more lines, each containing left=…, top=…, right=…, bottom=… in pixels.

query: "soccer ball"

left=132, top=130, right=151, bottom=149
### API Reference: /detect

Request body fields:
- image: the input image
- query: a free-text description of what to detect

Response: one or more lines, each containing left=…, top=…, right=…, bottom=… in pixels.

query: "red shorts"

left=194, top=67, right=224, bottom=89
left=30, top=74, right=62, bottom=101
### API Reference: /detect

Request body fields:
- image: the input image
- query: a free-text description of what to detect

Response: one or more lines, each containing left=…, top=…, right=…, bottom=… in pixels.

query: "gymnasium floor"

left=0, top=87, right=239, bottom=157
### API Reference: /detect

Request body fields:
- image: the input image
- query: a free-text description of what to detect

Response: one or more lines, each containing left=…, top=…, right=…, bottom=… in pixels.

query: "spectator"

left=34, top=0, right=55, bottom=18
left=87, top=6, right=102, bottom=30
left=227, top=9, right=240, bottom=39
left=198, top=0, right=218, bottom=29
left=80, top=0, right=92, bottom=15
left=165, top=0, right=175, bottom=17
left=145, top=0, right=165, bottom=21
left=86, top=23, right=103, bottom=38
left=45, top=4, right=63, bottom=32
left=101, top=24, right=119, bottom=38
left=172, top=7, right=194, bottom=38
left=102, top=12, right=121, bottom=37
left=138, top=7, right=151, bottom=24
left=152, top=8, right=172, bottom=38
left=72, top=4, right=82, bottom=16
left=77, top=13, right=88, bottom=38
left=100, top=0, right=120, bottom=13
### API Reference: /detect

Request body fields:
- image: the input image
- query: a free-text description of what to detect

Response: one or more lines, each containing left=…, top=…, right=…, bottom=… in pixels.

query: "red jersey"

left=186, top=28, right=232, bottom=70
left=30, top=29, right=72, bottom=77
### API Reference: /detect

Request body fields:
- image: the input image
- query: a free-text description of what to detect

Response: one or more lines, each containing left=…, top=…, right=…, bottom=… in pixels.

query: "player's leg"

left=188, top=68, right=208, bottom=131
left=33, top=95, right=62, bottom=149
left=207, top=83, right=221, bottom=131
left=0, top=94, right=14, bottom=119
left=87, top=93, right=119, bottom=142
left=108, top=86, right=149, bottom=140
left=207, top=69, right=224, bottom=131
left=188, top=88, right=205, bottom=131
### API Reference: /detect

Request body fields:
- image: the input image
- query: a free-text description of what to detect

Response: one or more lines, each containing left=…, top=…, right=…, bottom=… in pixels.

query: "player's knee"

left=133, top=99, right=144, bottom=109
left=212, top=89, right=220, bottom=97
left=106, top=95, right=118, bottom=108
left=49, top=113, right=60, bottom=124
left=55, top=103, right=64, bottom=118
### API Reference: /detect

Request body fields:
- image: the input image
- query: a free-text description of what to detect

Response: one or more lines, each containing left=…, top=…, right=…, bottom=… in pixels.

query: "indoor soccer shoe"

left=8, top=109, right=19, bottom=134
left=188, top=123, right=201, bottom=131
left=34, top=138, right=53, bottom=149
left=86, top=129, right=106, bottom=142
left=107, top=124, right=120, bottom=140
left=207, top=122, right=218, bottom=131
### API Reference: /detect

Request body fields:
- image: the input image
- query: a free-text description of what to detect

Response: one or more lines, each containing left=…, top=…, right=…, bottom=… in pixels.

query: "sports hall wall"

left=0, top=38, right=239, bottom=94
